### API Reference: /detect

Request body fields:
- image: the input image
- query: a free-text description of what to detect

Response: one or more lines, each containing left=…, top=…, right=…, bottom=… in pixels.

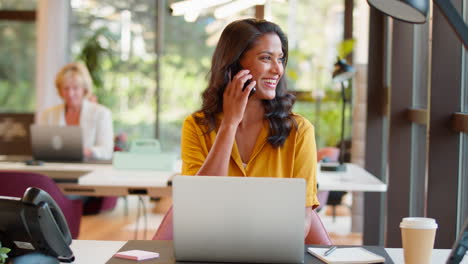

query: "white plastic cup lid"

left=400, top=217, right=438, bottom=229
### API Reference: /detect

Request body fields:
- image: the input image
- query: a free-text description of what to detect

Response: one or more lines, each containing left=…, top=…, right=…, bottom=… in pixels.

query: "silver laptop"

left=30, top=125, right=83, bottom=162
left=173, top=175, right=306, bottom=263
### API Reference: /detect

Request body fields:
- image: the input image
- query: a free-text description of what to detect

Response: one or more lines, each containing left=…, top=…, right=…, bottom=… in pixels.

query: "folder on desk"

left=113, top=139, right=177, bottom=171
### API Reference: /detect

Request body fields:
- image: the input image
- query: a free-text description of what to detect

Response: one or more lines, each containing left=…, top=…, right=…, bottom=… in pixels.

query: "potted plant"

left=0, top=242, right=10, bottom=264
left=75, top=27, right=115, bottom=106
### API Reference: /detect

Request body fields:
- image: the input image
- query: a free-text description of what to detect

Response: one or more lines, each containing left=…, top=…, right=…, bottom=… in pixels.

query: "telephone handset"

left=228, top=61, right=256, bottom=98
left=22, top=187, right=73, bottom=247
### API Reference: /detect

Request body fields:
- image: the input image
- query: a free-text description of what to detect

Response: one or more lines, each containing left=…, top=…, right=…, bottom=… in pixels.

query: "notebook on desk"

left=30, top=125, right=83, bottom=162
left=172, top=175, right=306, bottom=264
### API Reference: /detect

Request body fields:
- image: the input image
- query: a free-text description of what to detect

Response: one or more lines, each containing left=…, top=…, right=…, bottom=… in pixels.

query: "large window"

left=160, top=14, right=216, bottom=152
left=0, top=1, right=36, bottom=112
left=70, top=1, right=217, bottom=152
left=71, top=0, right=159, bottom=146
left=270, top=0, right=347, bottom=148
left=69, top=1, right=352, bottom=151
left=0, top=0, right=35, bottom=10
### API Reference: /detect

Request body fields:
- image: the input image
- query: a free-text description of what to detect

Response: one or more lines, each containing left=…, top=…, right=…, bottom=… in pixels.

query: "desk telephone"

left=0, top=187, right=74, bottom=263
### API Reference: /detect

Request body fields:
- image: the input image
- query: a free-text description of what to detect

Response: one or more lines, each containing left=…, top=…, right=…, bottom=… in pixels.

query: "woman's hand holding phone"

left=222, top=69, right=256, bottom=127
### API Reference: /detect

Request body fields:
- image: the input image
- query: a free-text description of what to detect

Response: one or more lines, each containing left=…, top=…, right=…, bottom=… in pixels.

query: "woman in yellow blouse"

left=155, top=18, right=320, bottom=241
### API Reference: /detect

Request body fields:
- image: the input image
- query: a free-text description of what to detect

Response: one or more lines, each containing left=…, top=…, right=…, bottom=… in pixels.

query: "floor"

left=78, top=195, right=363, bottom=245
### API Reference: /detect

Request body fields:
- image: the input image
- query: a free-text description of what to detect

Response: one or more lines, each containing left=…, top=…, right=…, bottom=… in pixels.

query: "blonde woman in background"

left=38, top=62, right=114, bottom=160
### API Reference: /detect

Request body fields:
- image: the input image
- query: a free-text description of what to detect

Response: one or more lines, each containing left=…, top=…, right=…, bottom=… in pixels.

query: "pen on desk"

left=324, top=246, right=337, bottom=256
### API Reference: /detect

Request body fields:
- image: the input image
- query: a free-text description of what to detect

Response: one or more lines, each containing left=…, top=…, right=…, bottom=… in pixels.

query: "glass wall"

left=270, top=0, right=347, bottom=148
left=70, top=0, right=159, bottom=147
left=0, top=0, right=35, bottom=10
left=160, top=13, right=216, bottom=152
left=70, top=1, right=226, bottom=152
left=68, top=1, right=352, bottom=151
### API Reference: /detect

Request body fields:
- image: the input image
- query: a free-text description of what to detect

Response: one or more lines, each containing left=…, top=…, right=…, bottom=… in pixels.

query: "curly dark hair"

left=194, top=18, right=297, bottom=148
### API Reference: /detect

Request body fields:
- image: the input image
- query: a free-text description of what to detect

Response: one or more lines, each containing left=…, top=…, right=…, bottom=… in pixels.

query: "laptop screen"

left=30, top=125, right=83, bottom=162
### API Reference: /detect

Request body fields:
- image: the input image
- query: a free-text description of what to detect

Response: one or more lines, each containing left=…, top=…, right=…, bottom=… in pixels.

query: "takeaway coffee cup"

left=400, top=217, right=438, bottom=264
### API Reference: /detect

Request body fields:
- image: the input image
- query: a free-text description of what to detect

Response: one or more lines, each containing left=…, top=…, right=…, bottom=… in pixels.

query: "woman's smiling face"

left=239, top=33, right=284, bottom=100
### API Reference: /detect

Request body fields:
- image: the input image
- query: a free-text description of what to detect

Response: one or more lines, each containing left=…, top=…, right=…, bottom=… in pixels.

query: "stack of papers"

left=307, top=247, right=385, bottom=264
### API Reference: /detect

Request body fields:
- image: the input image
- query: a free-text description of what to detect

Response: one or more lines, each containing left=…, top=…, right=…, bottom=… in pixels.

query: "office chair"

left=0, top=170, right=83, bottom=238
left=316, top=147, right=348, bottom=221
left=317, top=147, right=340, bottom=162
left=152, top=206, right=332, bottom=245
left=316, top=147, right=340, bottom=212
left=82, top=196, right=118, bottom=215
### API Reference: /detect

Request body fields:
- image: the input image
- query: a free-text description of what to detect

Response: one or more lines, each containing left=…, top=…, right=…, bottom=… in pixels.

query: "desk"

left=0, top=160, right=385, bottom=194
left=0, top=161, right=175, bottom=197
left=65, top=240, right=467, bottom=264
left=0, top=160, right=386, bottom=233
left=317, top=163, right=387, bottom=192
left=317, top=163, right=387, bottom=234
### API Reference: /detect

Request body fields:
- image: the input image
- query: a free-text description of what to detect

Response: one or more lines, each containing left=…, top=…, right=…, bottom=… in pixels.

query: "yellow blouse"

left=181, top=112, right=319, bottom=208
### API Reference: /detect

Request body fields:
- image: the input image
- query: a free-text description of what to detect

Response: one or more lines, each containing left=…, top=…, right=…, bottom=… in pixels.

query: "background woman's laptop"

left=172, top=175, right=306, bottom=264
left=30, top=125, right=83, bottom=162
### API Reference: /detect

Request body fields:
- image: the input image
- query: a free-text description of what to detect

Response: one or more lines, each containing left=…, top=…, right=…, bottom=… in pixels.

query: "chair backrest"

left=0, top=171, right=83, bottom=238
left=83, top=196, right=118, bottom=215
left=317, top=147, right=340, bottom=162
left=316, top=147, right=340, bottom=211
left=153, top=206, right=332, bottom=245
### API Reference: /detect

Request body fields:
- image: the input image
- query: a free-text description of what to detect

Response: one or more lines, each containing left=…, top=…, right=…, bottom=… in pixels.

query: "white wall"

left=35, top=0, right=69, bottom=116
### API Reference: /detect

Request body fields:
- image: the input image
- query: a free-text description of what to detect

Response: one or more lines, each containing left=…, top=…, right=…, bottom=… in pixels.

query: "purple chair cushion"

left=0, top=170, right=83, bottom=238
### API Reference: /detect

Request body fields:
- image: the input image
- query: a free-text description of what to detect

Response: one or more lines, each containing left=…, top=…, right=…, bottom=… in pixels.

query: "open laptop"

left=172, top=175, right=306, bottom=264
left=30, top=125, right=83, bottom=162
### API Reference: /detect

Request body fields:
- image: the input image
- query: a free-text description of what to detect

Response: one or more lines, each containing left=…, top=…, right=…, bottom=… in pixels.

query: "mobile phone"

left=447, top=218, right=468, bottom=264
left=228, top=62, right=256, bottom=98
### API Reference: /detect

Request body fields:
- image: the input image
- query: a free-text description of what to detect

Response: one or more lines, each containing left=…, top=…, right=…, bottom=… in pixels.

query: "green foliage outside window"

left=0, top=21, right=36, bottom=112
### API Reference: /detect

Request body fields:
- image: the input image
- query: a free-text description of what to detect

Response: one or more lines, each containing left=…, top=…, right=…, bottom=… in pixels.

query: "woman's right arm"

left=194, top=121, right=237, bottom=176
left=181, top=70, right=255, bottom=176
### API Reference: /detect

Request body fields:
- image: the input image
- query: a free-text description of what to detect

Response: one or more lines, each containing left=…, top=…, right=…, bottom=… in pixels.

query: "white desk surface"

left=0, top=161, right=175, bottom=197
left=77, top=167, right=174, bottom=186
left=317, top=163, right=387, bottom=192
left=66, top=240, right=466, bottom=264
left=0, top=161, right=386, bottom=195
left=0, top=161, right=108, bottom=172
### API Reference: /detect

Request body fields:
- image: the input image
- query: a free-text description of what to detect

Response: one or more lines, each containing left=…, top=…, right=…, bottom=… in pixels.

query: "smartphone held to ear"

left=242, top=80, right=256, bottom=98
left=229, top=62, right=256, bottom=98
